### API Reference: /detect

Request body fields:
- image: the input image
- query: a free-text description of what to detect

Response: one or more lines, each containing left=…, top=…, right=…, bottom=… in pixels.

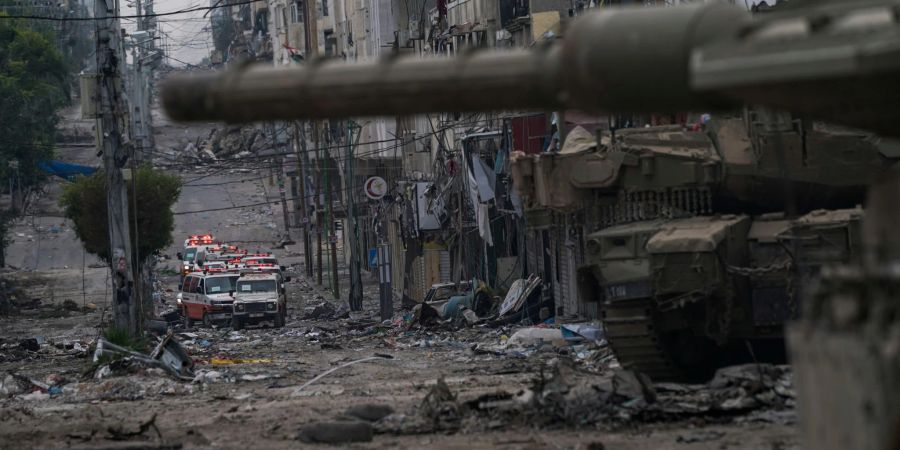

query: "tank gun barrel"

left=162, top=3, right=744, bottom=122
left=163, top=47, right=566, bottom=122
left=162, top=1, right=900, bottom=136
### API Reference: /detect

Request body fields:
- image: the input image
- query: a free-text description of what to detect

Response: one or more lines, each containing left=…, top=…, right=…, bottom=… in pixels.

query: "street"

left=0, top=105, right=800, bottom=449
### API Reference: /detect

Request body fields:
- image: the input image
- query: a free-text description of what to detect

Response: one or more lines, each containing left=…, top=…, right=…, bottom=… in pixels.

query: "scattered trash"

left=210, top=358, right=272, bottom=365
left=498, top=275, right=541, bottom=317
left=408, top=303, right=441, bottom=329
left=0, top=374, right=25, bottom=397
left=93, top=332, right=194, bottom=380
left=506, top=327, right=567, bottom=348
left=560, top=323, right=604, bottom=343
left=239, top=373, right=272, bottom=382
left=193, top=370, right=226, bottom=384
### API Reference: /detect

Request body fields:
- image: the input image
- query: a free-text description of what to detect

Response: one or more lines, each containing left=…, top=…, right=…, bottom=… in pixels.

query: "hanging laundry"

left=472, top=156, right=496, bottom=203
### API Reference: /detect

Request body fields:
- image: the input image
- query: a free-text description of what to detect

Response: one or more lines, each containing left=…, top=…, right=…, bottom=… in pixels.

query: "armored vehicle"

left=162, top=1, right=900, bottom=446
left=509, top=112, right=887, bottom=378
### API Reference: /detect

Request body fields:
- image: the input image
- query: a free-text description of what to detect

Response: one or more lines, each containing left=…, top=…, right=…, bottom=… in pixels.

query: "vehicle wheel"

left=274, top=309, right=284, bottom=328
left=203, top=312, right=212, bottom=328
left=231, top=317, right=244, bottom=331
left=183, top=310, right=194, bottom=329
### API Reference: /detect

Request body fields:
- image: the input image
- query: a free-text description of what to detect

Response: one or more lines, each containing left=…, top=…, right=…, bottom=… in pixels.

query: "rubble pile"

left=375, top=361, right=796, bottom=436
left=177, top=125, right=267, bottom=163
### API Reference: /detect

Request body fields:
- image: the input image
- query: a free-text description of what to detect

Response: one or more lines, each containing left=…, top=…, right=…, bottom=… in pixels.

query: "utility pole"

left=325, top=134, right=339, bottom=300
left=294, top=122, right=313, bottom=278
left=272, top=123, right=293, bottom=243
left=128, top=0, right=155, bottom=163
left=95, top=0, right=138, bottom=335
left=314, top=125, right=323, bottom=286
left=303, top=0, right=325, bottom=287
left=346, top=121, right=363, bottom=311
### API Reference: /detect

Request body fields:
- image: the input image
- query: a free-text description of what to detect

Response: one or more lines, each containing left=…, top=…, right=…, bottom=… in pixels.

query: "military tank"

left=509, top=108, right=888, bottom=379
left=162, top=1, right=900, bottom=447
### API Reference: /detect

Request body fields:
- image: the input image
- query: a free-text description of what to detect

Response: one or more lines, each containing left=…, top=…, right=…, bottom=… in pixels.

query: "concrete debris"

left=506, top=327, right=567, bottom=349
left=18, top=338, right=41, bottom=352
left=376, top=361, right=795, bottom=436
left=295, top=421, right=374, bottom=444
left=303, top=301, right=336, bottom=320
left=344, top=404, right=395, bottom=422
left=612, top=369, right=656, bottom=403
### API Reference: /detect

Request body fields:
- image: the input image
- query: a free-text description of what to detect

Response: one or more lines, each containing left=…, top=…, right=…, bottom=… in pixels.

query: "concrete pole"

left=294, top=122, right=314, bottom=278
left=346, top=121, right=363, bottom=310
left=95, top=0, right=137, bottom=335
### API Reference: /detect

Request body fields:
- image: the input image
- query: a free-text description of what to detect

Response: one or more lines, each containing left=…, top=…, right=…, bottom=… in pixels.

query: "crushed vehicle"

left=422, top=280, right=496, bottom=319
left=231, top=272, right=289, bottom=330
left=178, top=270, right=241, bottom=328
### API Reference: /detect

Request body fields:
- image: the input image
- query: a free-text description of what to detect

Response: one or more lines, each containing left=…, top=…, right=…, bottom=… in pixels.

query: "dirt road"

left=0, top=106, right=799, bottom=450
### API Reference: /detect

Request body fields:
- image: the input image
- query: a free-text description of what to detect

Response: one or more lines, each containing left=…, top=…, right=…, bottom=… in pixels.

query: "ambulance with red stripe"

left=178, top=267, right=241, bottom=328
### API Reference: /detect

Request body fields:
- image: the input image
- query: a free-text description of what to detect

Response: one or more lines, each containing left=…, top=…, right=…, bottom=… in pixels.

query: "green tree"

left=60, top=166, right=182, bottom=264
left=0, top=14, right=69, bottom=187
left=0, top=14, right=69, bottom=264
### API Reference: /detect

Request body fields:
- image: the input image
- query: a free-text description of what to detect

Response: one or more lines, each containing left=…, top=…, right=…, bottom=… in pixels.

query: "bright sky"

left=119, top=0, right=212, bottom=66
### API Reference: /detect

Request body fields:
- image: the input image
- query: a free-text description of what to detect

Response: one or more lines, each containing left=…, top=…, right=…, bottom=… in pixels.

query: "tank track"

left=601, top=297, right=683, bottom=380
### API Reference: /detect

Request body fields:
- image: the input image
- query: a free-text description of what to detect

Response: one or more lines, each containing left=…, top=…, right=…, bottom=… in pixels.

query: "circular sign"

left=364, top=176, right=388, bottom=200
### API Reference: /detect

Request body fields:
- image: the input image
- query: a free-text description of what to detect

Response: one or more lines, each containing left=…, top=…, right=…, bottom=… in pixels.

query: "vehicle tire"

left=274, top=309, right=284, bottom=328
left=203, top=312, right=212, bottom=328
left=183, top=309, right=193, bottom=329
left=231, top=317, right=244, bottom=331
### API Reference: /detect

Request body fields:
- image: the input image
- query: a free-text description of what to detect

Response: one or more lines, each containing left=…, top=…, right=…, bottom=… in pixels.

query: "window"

left=181, top=277, right=190, bottom=292
left=275, top=5, right=285, bottom=28
left=237, top=280, right=278, bottom=293
left=187, top=276, right=199, bottom=294
left=205, top=277, right=234, bottom=294
left=290, top=0, right=304, bottom=24
left=321, top=0, right=328, bottom=17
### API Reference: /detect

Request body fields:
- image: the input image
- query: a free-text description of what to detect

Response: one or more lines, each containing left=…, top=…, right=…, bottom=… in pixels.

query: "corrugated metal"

left=439, top=250, right=452, bottom=282
left=413, top=256, right=426, bottom=302
left=560, top=236, right=576, bottom=317
left=550, top=229, right=562, bottom=309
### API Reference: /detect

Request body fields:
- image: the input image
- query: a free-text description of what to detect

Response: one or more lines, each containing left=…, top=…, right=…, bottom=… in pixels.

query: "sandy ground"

left=0, top=104, right=800, bottom=450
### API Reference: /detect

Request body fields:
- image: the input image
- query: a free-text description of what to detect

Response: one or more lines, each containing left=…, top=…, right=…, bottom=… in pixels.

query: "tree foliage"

left=0, top=14, right=69, bottom=191
left=60, top=166, right=182, bottom=263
